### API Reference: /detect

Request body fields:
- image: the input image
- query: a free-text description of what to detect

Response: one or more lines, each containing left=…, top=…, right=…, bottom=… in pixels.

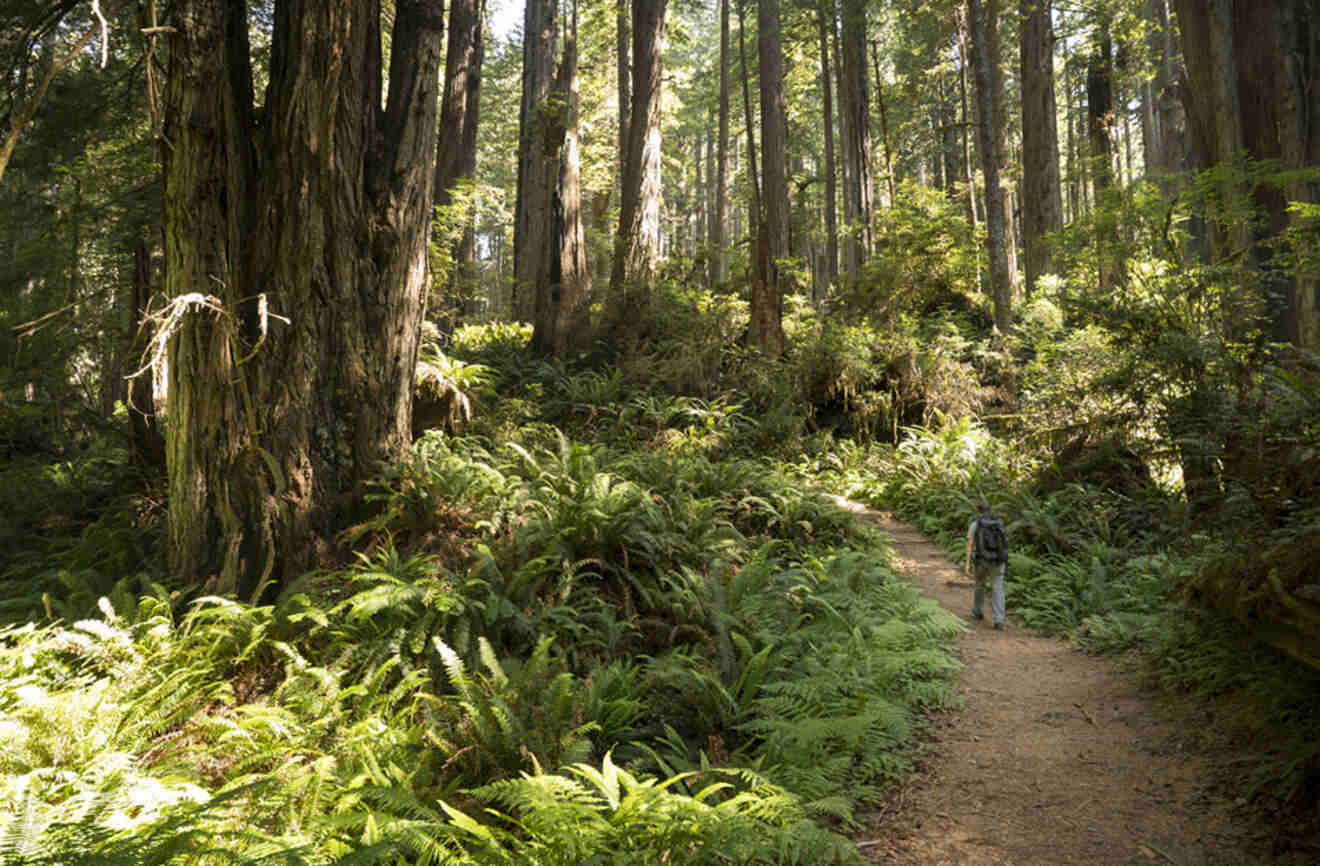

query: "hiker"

left=964, top=501, right=1008, bottom=630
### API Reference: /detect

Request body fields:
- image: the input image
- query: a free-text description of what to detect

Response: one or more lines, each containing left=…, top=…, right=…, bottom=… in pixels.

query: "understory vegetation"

left=4, top=175, right=1320, bottom=861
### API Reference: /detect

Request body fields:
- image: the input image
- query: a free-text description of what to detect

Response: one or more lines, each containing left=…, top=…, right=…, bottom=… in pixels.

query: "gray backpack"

left=974, top=515, right=1008, bottom=564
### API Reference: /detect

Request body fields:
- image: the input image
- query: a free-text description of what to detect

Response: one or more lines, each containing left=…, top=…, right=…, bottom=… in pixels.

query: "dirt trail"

left=832, top=497, right=1285, bottom=866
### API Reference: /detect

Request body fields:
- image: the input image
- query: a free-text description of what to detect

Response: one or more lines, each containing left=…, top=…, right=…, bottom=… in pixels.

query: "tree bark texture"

left=1173, top=0, right=1320, bottom=348
left=967, top=0, right=1012, bottom=332
left=1020, top=0, right=1063, bottom=297
left=530, top=4, right=592, bottom=356
left=838, top=0, right=873, bottom=283
left=609, top=0, right=667, bottom=327
left=1086, top=24, right=1115, bottom=195
left=162, top=0, right=444, bottom=595
left=514, top=0, right=557, bottom=322
left=435, top=0, right=486, bottom=306
left=751, top=0, right=787, bottom=357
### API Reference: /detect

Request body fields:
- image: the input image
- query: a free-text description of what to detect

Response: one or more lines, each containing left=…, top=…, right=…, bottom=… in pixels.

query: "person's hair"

left=977, top=501, right=990, bottom=514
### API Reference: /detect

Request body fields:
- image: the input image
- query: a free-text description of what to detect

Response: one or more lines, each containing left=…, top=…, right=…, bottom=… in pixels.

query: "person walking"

left=964, top=501, right=1008, bottom=630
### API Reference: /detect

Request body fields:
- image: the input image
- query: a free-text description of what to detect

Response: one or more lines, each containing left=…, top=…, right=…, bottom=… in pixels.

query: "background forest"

left=1, top=0, right=1319, bottom=862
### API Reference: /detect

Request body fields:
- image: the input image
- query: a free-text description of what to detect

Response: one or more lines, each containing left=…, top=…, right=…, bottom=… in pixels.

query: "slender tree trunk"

left=712, top=0, right=731, bottom=286
left=737, top=0, right=761, bottom=226
left=1020, top=0, right=1063, bottom=297
left=436, top=0, right=486, bottom=315
left=609, top=0, right=667, bottom=325
left=967, top=0, right=1012, bottom=332
left=1062, top=37, right=1079, bottom=220
left=163, top=0, right=444, bottom=595
left=817, top=0, right=838, bottom=297
left=703, top=112, right=715, bottom=286
left=956, top=6, right=980, bottom=292
left=129, top=235, right=164, bottom=468
left=617, top=0, right=631, bottom=194
left=870, top=40, right=896, bottom=206
left=752, top=0, right=787, bottom=356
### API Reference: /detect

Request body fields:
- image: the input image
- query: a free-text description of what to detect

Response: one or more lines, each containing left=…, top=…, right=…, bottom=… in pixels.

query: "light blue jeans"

left=972, top=561, right=1006, bottom=626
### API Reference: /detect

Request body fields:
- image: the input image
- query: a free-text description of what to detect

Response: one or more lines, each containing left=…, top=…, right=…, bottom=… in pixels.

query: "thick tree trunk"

left=817, top=1, right=838, bottom=297
left=552, top=6, right=592, bottom=354
left=435, top=0, right=486, bottom=312
left=1020, top=0, right=1063, bottom=297
left=711, top=0, right=731, bottom=287
left=527, top=2, right=593, bottom=356
left=1175, top=0, right=1320, bottom=348
left=163, top=0, right=443, bottom=595
left=1086, top=25, right=1115, bottom=195
left=967, top=0, right=1012, bottom=332
left=751, top=0, right=787, bottom=357
left=838, top=0, right=872, bottom=281
left=514, top=0, right=557, bottom=323
left=609, top=0, right=667, bottom=325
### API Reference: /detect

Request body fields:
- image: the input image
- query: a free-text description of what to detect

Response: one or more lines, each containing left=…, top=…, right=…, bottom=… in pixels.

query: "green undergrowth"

left=1, top=413, right=962, bottom=862
left=804, top=419, right=1320, bottom=811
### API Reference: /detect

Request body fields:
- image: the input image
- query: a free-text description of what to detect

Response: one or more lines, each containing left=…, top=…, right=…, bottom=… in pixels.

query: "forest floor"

left=832, top=497, right=1312, bottom=866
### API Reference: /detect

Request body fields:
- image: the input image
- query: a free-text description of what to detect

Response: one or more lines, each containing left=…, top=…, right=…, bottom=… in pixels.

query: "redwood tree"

left=751, top=0, right=787, bottom=357
left=513, top=0, right=557, bottom=322
left=1020, top=0, right=1063, bottom=297
left=609, top=0, right=668, bottom=324
left=1172, top=0, right=1320, bottom=348
left=435, top=0, right=486, bottom=306
left=161, top=0, right=444, bottom=595
left=967, top=0, right=1012, bottom=332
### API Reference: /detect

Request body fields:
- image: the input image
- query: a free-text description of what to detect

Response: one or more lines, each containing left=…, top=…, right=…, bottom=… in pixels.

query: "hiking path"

left=831, top=496, right=1297, bottom=866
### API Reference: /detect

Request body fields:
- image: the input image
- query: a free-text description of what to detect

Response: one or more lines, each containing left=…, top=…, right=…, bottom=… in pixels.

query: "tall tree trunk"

left=1086, top=24, right=1115, bottom=195
left=609, top=0, right=667, bottom=325
left=1063, top=36, right=1079, bottom=220
left=737, top=0, right=761, bottom=226
left=703, top=112, right=715, bottom=286
left=527, top=0, right=592, bottom=355
left=752, top=0, right=787, bottom=356
left=1173, top=0, right=1320, bottom=348
left=967, top=0, right=1012, bottom=332
left=163, top=0, right=444, bottom=595
left=711, top=0, right=731, bottom=286
left=436, top=0, right=486, bottom=317
left=817, top=0, right=838, bottom=297
left=838, top=0, right=872, bottom=281
left=956, top=6, right=980, bottom=292
left=1087, top=21, right=1118, bottom=293
left=543, top=1, right=592, bottom=355
left=617, top=0, right=631, bottom=195
left=1020, top=0, right=1063, bottom=297
left=515, top=0, right=557, bottom=323
left=871, top=39, right=896, bottom=206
